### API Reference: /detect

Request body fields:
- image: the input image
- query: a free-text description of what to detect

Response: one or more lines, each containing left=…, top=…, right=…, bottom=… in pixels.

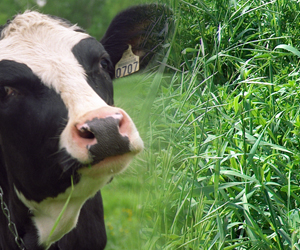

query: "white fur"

left=1, top=11, right=143, bottom=248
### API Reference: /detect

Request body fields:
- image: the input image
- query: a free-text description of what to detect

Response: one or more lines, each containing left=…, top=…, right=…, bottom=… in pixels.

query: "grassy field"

left=103, top=0, right=300, bottom=249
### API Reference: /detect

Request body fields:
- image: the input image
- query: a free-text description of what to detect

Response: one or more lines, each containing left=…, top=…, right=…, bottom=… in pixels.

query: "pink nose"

left=71, top=107, right=134, bottom=164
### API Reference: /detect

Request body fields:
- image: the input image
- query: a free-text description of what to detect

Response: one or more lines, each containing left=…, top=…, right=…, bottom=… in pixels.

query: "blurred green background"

left=0, top=0, right=157, bottom=39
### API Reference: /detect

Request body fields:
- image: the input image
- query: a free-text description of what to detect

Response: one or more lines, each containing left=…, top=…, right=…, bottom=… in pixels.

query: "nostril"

left=77, top=125, right=95, bottom=139
left=112, top=113, right=123, bottom=124
left=117, top=117, right=122, bottom=128
left=112, top=112, right=125, bottom=133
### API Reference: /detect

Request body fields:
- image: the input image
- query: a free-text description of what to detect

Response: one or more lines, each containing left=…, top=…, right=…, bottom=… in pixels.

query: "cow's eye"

left=99, top=59, right=109, bottom=71
left=0, top=86, right=19, bottom=99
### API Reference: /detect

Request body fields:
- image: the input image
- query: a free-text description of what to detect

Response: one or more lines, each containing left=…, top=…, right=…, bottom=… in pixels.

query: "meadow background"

left=2, top=0, right=300, bottom=249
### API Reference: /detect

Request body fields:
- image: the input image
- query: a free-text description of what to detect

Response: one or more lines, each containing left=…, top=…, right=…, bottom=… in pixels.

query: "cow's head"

left=0, top=4, right=171, bottom=249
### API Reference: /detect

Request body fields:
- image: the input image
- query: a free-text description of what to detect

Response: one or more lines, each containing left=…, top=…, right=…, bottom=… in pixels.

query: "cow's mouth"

left=79, top=151, right=136, bottom=179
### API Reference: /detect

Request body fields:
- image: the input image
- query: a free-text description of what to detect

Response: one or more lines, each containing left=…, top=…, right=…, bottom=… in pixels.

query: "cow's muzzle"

left=70, top=106, right=143, bottom=166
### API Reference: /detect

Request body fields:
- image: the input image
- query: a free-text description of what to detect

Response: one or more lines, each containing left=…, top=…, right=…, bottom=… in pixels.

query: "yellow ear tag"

left=115, top=45, right=140, bottom=78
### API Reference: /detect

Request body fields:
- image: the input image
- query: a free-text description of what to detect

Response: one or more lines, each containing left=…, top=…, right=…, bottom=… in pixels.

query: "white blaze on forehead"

left=0, top=11, right=107, bottom=118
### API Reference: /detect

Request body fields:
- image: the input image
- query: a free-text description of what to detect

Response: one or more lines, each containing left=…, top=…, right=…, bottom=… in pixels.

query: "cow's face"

left=0, top=11, right=144, bottom=246
left=0, top=10, right=143, bottom=194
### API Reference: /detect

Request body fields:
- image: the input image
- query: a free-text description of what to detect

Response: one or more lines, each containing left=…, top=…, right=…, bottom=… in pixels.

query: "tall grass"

left=112, top=0, right=300, bottom=249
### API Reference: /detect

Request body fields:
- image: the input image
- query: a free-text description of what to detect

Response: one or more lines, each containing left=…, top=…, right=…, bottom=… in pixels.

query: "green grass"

left=101, top=166, right=146, bottom=249
left=103, top=0, right=300, bottom=249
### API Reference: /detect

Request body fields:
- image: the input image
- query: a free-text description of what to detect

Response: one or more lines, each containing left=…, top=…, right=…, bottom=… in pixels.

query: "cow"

left=0, top=4, right=171, bottom=250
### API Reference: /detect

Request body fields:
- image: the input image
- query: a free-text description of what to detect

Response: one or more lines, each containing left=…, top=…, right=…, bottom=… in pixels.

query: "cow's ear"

left=100, top=4, right=173, bottom=70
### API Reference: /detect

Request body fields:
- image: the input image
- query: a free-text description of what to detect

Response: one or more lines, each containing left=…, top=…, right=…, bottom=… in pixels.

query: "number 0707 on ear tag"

left=115, top=45, right=140, bottom=78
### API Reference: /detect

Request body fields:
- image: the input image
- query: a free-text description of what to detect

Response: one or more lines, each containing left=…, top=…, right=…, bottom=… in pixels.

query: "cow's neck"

left=15, top=185, right=81, bottom=249
left=14, top=174, right=112, bottom=249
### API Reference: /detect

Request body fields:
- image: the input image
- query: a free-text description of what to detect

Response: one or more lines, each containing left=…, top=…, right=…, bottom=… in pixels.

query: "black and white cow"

left=0, top=4, right=170, bottom=250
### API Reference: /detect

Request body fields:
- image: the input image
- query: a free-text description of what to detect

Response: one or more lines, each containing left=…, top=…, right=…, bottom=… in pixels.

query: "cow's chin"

left=78, top=152, right=136, bottom=180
